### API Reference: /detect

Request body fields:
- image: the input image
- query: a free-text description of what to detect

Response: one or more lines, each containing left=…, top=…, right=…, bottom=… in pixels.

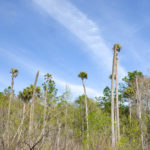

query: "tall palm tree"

left=7, top=68, right=19, bottom=147
left=78, top=72, right=89, bottom=139
left=111, top=45, right=117, bottom=148
left=115, top=44, right=122, bottom=143
left=8, top=68, right=19, bottom=115
left=111, top=44, right=121, bottom=147
left=110, top=73, right=117, bottom=145
left=115, top=54, right=120, bottom=142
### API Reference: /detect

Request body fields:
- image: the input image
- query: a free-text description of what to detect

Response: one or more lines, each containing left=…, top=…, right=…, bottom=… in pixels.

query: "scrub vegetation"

left=1, top=44, right=150, bottom=150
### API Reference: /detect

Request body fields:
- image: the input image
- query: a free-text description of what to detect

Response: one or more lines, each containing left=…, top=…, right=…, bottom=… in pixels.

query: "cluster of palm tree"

left=4, top=44, right=122, bottom=149
left=74, top=44, right=123, bottom=149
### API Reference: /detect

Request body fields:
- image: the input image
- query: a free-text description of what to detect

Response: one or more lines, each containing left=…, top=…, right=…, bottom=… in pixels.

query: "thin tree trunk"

left=115, top=104, right=117, bottom=145
left=56, top=119, right=61, bottom=150
left=29, top=71, right=39, bottom=144
left=136, top=77, right=139, bottom=118
left=82, top=79, right=89, bottom=138
left=41, top=78, right=49, bottom=145
left=129, top=98, right=132, bottom=122
left=116, top=55, right=120, bottom=142
left=13, top=103, right=26, bottom=150
left=136, top=77, right=144, bottom=150
left=111, top=48, right=117, bottom=148
left=81, top=102, right=84, bottom=140
left=7, top=76, right=14, bottom=148
left=82, top=79, right=89, bottom=150
left=64, top=103, right=68, bottom=150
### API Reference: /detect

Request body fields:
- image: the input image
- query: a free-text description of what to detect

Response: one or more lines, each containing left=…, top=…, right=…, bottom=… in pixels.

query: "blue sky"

left=0, top=0, right=150, bottom=100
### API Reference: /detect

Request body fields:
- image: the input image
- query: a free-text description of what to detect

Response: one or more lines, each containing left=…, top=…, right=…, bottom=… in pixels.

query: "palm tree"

left=78, top=72, right=89, bottom=139
left=111, top=44, right=121, bottom=147
left=111, top=45, right=117, bottom=148
left=7, top=68, right=19, bottom=147
left=115, top=53, right=120, bottom=142
left=8, top=68, right=19, bottom=114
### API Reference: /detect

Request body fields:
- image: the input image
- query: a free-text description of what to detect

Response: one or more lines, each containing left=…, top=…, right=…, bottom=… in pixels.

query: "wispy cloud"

left=32, top=0, right=126, bottom=77
left=55, top=78, right=101, bottom=98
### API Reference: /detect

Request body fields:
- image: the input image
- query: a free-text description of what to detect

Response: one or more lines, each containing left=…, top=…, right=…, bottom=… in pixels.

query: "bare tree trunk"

left=41, top=78, right=49, bottom=145
left=56, top=119, right=61, bottom=150
left=17, top=104, right=26, bottom=146
left=29, top=71, right=39, bottom=145
left=136, top=77, right=144, bottom=150
left=64, top=104, right=68, bottom=150
left=116, top=55, right=120, bottom=142
left=115, top=104, right=117, bottom=145
left=129, top=98, right=132, bottom=122
left=82, top=79, right=89, bottom=149
left=111, top=48, right=117, bottom=148
left=7, top=76, right=14, bottom=148
left=82, top=79, right=89, bottom=139
left=13, top=103, right=26, bottom=150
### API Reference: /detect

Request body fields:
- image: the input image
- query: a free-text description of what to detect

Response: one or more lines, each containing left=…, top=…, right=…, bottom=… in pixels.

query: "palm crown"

left=113, top=44, right=122, bottom=52
left=44, top=73, right=52, bottom=81
left=10, top=68, right=19, bottom=78
left=78, top=72, right=88, bottom=80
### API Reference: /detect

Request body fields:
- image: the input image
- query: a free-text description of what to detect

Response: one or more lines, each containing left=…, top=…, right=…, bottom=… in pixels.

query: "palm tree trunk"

left=115, top=105, right=117, bottom=145
left=82, top=79, right=89, bottom=139
left=7, top=76, right=14, bottom=148
left=116, top=55, right=120, bottom=142
left=111, top=48, right=117, bottom=148
left=29, top=71, right=39, bottom=144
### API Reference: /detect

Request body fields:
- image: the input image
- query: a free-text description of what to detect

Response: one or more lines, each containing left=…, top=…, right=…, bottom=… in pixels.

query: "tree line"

left=0, top=44, right=150, bottom=150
